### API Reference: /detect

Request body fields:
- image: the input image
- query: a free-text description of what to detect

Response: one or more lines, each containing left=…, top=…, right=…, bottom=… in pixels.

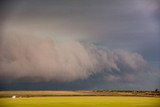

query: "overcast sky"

left=0, top=0, right=160, bottom=90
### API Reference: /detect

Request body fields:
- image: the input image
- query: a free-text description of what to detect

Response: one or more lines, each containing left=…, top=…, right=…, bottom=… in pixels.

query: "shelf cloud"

left=0, top=0, right=159, bottom=90
left=0, top=33, right=149, bottom=83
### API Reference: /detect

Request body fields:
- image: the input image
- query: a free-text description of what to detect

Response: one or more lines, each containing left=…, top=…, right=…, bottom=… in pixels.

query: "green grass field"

left=0, top=96, right=159, bottom=107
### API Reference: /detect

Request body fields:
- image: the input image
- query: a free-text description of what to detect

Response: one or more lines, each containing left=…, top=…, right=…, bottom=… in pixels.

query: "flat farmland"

left=0, top=96, right=160, bottom=107
left=0, top=91, right=159, bottom=107
left=0, top=90, right=159, bottom=97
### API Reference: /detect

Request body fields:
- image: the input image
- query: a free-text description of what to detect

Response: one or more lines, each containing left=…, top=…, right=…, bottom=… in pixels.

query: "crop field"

left=0, top=91, right=159, bottom=107
left=0, top=96, right=160, bottom=107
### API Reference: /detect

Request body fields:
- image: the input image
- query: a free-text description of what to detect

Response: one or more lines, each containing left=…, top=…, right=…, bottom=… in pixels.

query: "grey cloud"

left=0, top=0, right=159, bottom=90
left=0, top=32, right=149, bottom=83
left=3, top=0, right=159, bottom=53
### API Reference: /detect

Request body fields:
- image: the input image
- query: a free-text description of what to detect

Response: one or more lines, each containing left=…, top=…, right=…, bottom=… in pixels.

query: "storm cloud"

left=0, top=32, right=149, bottom=83
left=0, top=0, right=159, bottom=90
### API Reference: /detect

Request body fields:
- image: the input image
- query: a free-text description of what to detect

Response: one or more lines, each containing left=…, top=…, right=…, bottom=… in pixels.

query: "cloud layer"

left=0, top=32, right=149, bottom=83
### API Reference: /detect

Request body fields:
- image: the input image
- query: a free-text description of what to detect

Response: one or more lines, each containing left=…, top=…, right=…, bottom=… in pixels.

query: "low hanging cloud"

left=0, top=33, right=149, bottom=83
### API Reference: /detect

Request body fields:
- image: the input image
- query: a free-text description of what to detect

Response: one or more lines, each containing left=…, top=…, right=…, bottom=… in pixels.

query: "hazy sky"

left=0, top=0, right=160, bottom=90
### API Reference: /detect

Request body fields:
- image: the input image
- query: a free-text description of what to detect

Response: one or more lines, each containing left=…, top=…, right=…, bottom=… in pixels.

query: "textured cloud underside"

left=0, top=33, right=148, bottom=83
